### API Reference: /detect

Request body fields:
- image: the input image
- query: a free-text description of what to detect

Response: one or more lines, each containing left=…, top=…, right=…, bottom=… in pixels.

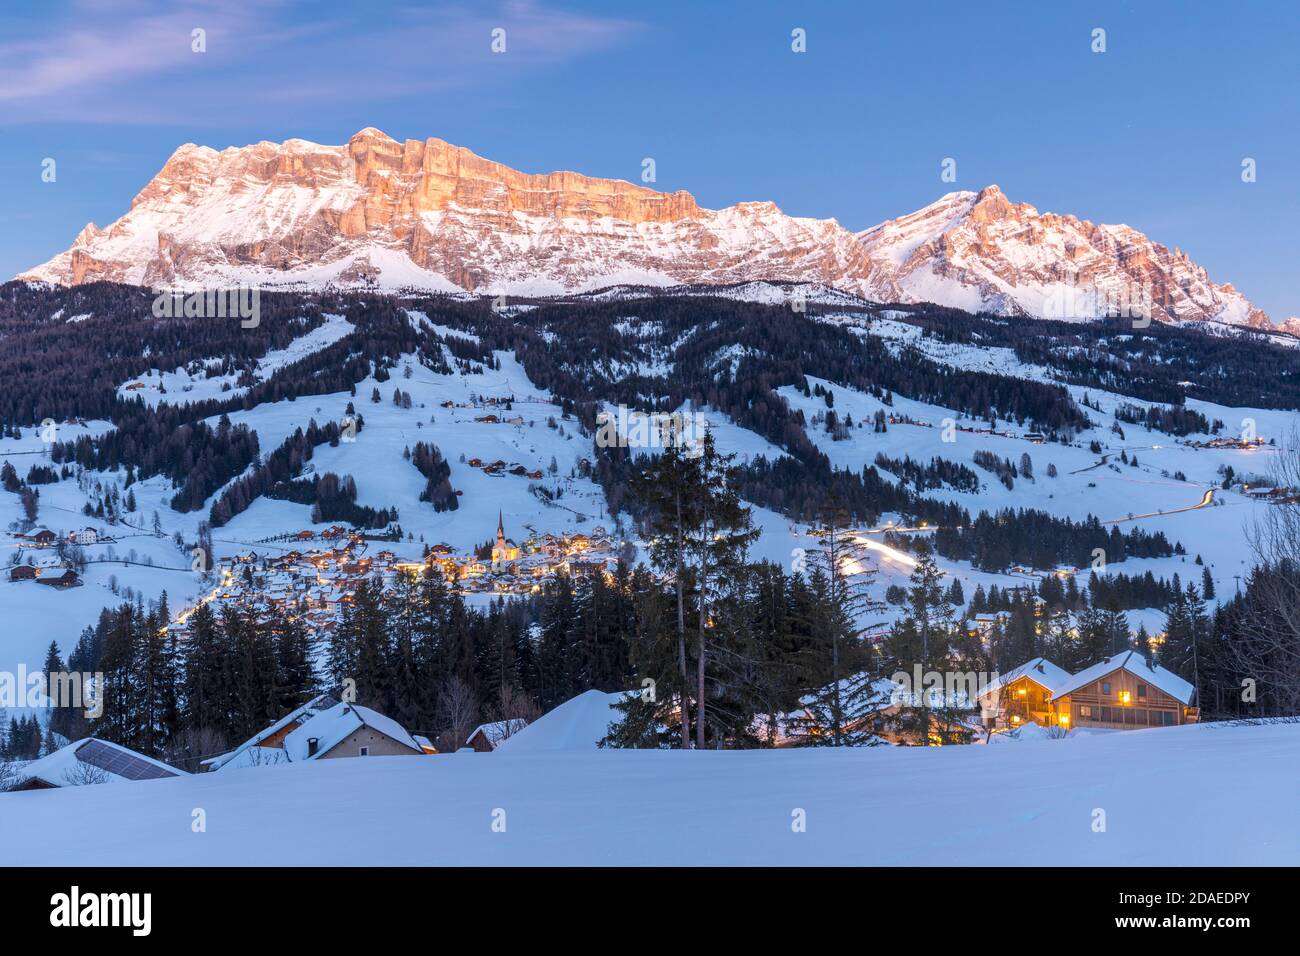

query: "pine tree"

left=537, top=573, right=577, bottom=710
left=684, top=431, right=759, bottom=747
left=881, top=550, right=976, bottom=744
left=630, top=430, right=703, bottom=747
left=786, top=500, right=885, bottom=746
left=181, top=602, right=228, bottom=742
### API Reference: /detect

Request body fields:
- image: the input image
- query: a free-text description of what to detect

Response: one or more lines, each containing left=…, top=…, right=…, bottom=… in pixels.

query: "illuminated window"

left=1119, top=690, right=1131, bottom=704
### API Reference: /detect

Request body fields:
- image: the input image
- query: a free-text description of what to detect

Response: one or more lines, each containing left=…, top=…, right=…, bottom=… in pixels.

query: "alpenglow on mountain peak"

left=19, top=128, right=1269, bottom=329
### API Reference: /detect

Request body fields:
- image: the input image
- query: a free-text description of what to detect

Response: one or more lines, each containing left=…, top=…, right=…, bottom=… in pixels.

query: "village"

left=169, top=513, right=623, bottom=641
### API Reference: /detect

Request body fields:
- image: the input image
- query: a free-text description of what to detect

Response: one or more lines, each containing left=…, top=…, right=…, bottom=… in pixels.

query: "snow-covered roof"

left=283, top=702, right=422, bottom=760
left=978, top=657, right=1074, bottom=699
left=496, top=690, right=634, bottom=753
left=466, top=718, right=529, bottom=749
left=10, top=738, right=186, bottom=789
left=1051, top=651, right=1195, bottom=705
left=205, top=694, right=340, bottom=770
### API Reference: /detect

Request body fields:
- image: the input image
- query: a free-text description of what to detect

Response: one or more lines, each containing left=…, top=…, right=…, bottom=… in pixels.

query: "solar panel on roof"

left=75, top=739, right=177, bottom=781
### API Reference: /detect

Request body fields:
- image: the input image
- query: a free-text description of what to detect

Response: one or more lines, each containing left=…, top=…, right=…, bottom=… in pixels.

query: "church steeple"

left=497, top=510, right=505, bottom=543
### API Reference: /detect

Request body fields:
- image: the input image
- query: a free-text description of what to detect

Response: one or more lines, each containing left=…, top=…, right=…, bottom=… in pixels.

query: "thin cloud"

left=0, top=0, right=642, bottom=124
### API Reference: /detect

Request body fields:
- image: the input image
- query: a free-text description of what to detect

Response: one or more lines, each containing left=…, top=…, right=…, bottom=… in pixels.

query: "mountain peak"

left=350, top=127, right=397, bottom=145
left=15, top=131, right=1270, bottom=326
left=967, top=184, right=1018, bottom=222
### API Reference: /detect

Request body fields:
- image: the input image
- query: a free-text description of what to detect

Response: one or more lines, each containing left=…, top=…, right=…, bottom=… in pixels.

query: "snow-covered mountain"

left=17, top=128, right=1272, bottom=328
left=856, top=186, right=1273, bottom=330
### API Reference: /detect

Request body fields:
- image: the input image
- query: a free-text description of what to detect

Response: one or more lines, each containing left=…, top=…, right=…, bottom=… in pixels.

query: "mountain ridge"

left=18, top=127, right=1278, bottom=329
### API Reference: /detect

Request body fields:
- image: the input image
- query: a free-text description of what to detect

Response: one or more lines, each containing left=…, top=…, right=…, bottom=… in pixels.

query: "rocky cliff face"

left=855, top=186, right=1270, bottom=328
left=18, top=128, right=1272, bottom=328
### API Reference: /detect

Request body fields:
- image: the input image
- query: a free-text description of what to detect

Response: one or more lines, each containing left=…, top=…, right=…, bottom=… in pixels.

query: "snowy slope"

left=2, top=721, right=1295, bottom=865
left=4, top=302, right=1296, bottom=696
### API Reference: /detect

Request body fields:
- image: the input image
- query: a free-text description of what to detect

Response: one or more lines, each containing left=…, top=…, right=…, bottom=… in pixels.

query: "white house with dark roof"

left=283, top=702, right=424, bottom=760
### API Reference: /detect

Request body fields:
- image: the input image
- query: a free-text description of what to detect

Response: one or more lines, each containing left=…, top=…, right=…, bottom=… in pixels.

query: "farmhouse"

left=36, top=568, right=82, bottom=588
left=9, top=564, right=38, bottom=582
left=1050, top=651, right=1197, bottom=730
left=203, top=693, right=338, bottom=771
left=283, top=702, right=425, bottom=760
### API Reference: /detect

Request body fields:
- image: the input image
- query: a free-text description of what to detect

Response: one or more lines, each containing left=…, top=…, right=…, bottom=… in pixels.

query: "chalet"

left=7, top=738, right=187, bottom=791
left=29, top=528, right=57, bottom=546
left=413, top=735, right=438, bottom=754
left=509, top=465, right=528, bottom=476
left=1050, top=651, right=1197, bottom=730
left=9, top=564, right=38, bottom=582
left=526, top=469, right=544, bottom=480
left=475, top=414, right=499, bottom=424
left=976, top=657, right=1073, bottom=730
left=464, top=718, right=530, bottom=752
left=296, top=530, right=315, bottom=541
left=467, top=458, right=483, bottom=468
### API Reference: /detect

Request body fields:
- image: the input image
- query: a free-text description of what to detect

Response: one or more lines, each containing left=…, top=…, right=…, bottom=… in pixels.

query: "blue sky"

left=2, top=0, right=1298, bottom=318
